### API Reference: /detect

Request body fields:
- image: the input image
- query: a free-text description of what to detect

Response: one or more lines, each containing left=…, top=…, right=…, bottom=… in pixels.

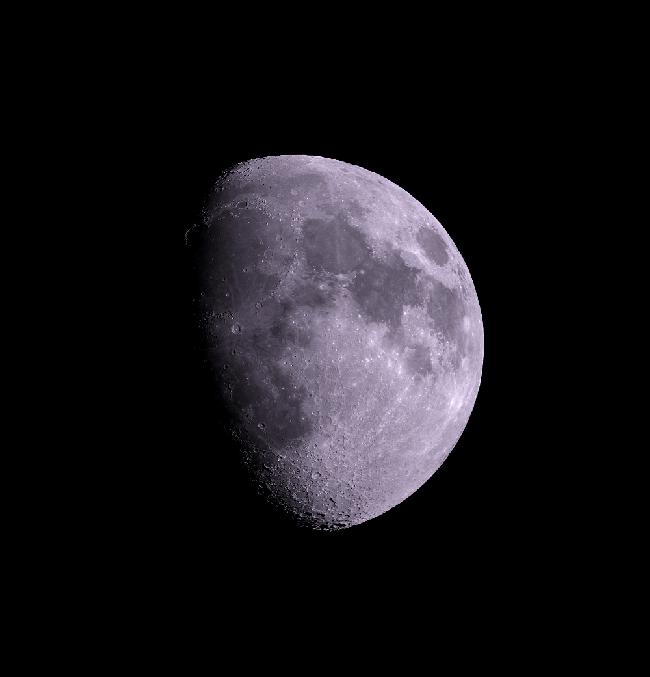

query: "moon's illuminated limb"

left=187, top=155, right=483, bottom=529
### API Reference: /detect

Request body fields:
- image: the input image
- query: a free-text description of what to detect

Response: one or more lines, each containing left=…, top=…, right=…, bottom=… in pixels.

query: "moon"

left=187, top=155, right=483, bottom=530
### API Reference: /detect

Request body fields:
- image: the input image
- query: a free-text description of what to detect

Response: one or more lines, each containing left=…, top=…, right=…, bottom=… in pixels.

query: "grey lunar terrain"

left=187, top=155, right=483, bottom=529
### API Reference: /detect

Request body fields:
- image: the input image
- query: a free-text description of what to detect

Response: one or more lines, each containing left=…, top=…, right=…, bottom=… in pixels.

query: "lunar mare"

left=187, top=155, right=483, bottom=529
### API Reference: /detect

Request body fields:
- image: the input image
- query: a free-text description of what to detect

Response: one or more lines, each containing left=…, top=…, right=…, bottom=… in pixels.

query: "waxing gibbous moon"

left=187, top=155, right=483, bottom=530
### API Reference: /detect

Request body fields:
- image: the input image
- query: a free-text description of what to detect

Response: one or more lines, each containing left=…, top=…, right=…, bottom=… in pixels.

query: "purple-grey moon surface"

left=187, top=155, right=483, bottom=530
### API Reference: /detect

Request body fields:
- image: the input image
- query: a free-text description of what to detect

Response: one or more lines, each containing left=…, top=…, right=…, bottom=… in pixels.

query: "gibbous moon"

left=187, top=155, right=483, bottom=529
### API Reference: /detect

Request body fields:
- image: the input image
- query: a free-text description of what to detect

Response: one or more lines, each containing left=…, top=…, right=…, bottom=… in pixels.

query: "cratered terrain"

left=186, top=155, right=483, bottom=530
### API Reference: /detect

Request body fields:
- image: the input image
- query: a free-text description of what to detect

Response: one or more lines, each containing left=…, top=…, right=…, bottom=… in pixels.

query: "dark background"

left=20, top=12, right=624, bottom=653
left=128, top=83, right=578, bottom=597
left=22, top=11, right=628, bottom=656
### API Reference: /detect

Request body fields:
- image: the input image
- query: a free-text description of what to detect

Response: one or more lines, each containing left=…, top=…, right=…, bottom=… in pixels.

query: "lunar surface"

left=187, top=155, right=483, bottom=530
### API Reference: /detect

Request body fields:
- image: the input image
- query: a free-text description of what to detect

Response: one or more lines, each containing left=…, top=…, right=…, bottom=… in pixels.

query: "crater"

left=220, top=356, right=314, bottom=448
left=213, top=169, right=327, bottom=208
left=417, top=227, right=449, bottom=266
left=264, top=365, right=313, bottom=444
left=193, top=208, right=285, bottom=309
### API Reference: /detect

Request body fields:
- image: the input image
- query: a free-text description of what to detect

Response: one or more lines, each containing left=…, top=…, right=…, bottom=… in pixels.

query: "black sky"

left=122, top=73, right=584, bottom=603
